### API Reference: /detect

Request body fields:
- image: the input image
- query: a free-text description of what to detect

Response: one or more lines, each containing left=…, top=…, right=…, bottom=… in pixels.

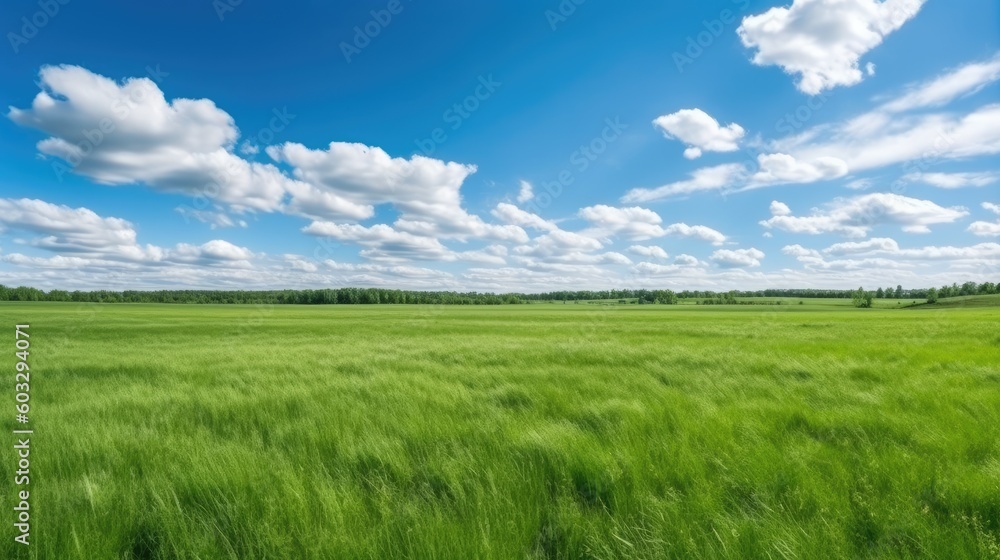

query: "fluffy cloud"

left=661, top=223, right=727, bottom=245
left=621, top=164, right=745, bottom=202
left=0, top=197, right=161, bottom=262
left=902, top=171, right=1000, bottom=189
left=579, top=205, right=726, bottom=244
left=761, top=193, right=968, bottom=237
left=491, top=203, right=558, bottom=232
left=279, top=180, right=379, bottom=222
left=631, top=262, right=698, bottom=276
left=7, top=65, right=300, bottom=215
left=770, top=201, right=792, bottom=216
left=7, top=58, right=1000, bottom=292
left=300, top=222, right=505, bottom=264
left=738, top=0, right=926, bottom=94
left=629, top=55, right=1000, bottom=201
left=968, top=222, right=1000, bottom=237
left=7, top=66, right=524, bottom=259
left=784, top=239, right=1000, bottom=274
left=269, top=141, right=523, bottom=242
left=0, top=198, right=254, bottom=268
left=321, top=259, right=455, bottom=281
left=513, top=251, right=632, bottom=268
left=513, top=230, right=604, bottom=258
left=627, top=245, right=669, bottom=259
left=823, top=237, right=900, bottom=255
left=579, top=205, right=665, bottom=240
left=268, top=141, right=476, bottom=220
left=0, top=242, right=471, bottom=291
left=673, top=254, right=700, bottom=267
left=749, top=153, right=848, bottom=186
left=170, top=240, right=255, bottom=265
left=652, top=109, right=744, bottom=159
left=460, top=266, right=624, bottom=292
left=710, top=248, right=765, bottom=268
left=269, top=141, right=473, bottom=218
left=782, top=244, right=819, bottom=258
left=493, top=202, right=641, bottom=271
left=967, top=202, right=1000, bottom=237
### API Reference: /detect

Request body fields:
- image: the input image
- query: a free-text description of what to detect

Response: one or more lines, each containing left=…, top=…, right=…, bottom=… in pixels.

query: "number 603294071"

left=15, top=325, right=30, bottom=410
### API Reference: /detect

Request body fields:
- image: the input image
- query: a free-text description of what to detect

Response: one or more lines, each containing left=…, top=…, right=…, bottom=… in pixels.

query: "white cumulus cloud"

left=967, top=202, right=1000, bottom=237
left=760, top=193, right=968, bottom=237
left=652, top=109, right=745, bottom=159
left=8, top=65, right=298, bottom=215
left=738, top=0, right=927, bottom=94
left=749, top=153, right=848, bottom=186
left=579, top=205, right=727, bottom=244
left=627, top=245, right=669, bottom=259
left=711, top=248, right=765, bottom=268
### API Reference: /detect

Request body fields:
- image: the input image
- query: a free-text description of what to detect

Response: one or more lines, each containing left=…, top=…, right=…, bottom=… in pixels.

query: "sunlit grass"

left=1, top=302, right=998, bottom=559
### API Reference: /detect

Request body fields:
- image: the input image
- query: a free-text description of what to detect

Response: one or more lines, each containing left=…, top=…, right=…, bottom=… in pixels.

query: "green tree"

left=926, top=287, right=939, bottom=304
left=852, top=286, right=874, bottom=308
left=960, top=281, right=977, bottom=296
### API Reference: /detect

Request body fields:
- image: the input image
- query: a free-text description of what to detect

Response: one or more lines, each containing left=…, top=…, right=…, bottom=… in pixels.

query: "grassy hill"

left=910, top=294, right=1000, bottom=309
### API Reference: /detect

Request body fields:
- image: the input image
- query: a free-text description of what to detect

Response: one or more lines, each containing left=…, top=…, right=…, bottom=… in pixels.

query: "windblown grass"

left=1, top=302, right=997, bottom=558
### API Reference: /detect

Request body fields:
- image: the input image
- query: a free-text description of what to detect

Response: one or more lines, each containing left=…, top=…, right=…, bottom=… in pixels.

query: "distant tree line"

left=0, top=286, right=524, bottom=305
left=0, top=282, right=995, bottom=305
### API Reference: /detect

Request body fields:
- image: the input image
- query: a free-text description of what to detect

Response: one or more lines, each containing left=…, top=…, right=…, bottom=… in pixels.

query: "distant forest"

left=0, top=282, right=994, bottom=305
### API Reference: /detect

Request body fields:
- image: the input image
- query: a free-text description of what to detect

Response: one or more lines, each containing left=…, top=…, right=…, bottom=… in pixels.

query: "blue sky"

left=0, top=0, right=998, bottom=292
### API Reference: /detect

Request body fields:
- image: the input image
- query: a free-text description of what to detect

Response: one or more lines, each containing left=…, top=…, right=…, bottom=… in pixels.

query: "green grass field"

left=2, top=302, right=998, bottom=559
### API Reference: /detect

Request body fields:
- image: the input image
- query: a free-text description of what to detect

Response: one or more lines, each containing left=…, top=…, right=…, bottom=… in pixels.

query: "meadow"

left=1, top=300, right=998, bottom=559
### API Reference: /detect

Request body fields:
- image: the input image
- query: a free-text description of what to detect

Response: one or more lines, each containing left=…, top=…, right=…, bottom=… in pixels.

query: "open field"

left=2, top=302, right=998, bottom=559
